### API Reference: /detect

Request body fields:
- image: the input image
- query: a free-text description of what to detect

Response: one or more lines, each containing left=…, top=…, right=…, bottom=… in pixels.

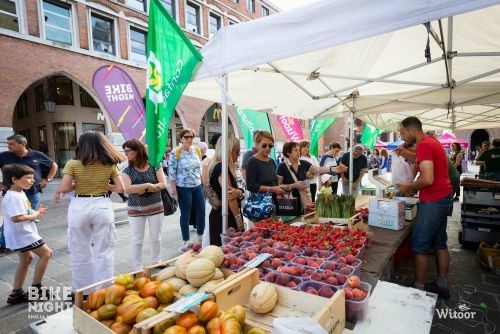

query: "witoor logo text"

left=436, top=304, right=477, bottom=320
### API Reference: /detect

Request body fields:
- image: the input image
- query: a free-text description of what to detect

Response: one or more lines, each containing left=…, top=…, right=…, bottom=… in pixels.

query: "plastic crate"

left=321, top=261, right=355, bottom=277
left=309, top=269, right=348, bottom=288
left=345, top=282, right=372, bottom=323
left=298, top=280, right=339, bottom=298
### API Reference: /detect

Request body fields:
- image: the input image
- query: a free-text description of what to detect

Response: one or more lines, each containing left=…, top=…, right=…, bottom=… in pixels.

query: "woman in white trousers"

left=121, top=139, right=166, bottom=270
left=54, top=131, right=125, bottom=292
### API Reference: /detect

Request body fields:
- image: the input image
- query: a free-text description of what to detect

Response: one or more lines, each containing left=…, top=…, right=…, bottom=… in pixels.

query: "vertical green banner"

left=236, top=107, right=275, bottom=159
left=360, top=123, right=382, bottom=150
left=310, top=118, right=336, bottom=157
left=146, top=0, right=203, bottom=168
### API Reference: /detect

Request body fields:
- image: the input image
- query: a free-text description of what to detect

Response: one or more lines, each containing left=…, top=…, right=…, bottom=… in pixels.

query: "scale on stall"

left=368, top=169, right=392, bottom=198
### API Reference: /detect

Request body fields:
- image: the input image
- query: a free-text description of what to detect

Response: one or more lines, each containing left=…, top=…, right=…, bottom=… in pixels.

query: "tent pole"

left=221, top=74, right=228, bottom=234
left=349, top=97, right=355, bottom=194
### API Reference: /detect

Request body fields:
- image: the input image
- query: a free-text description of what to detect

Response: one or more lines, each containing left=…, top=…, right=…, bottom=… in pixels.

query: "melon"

left=175, top=252, right=196, bottom=280
left=156, top=267, right=176, bottom=282
left=249, top=283, right=278, bottom=314
left=166, top=277, right=188, bottom=291
left=198, top=246, right=224, bottom=267
left=198, top=280, right=222, bottom=294
left=186, top=258, right=215, bottom=287
left=179, top=284, right=198, bottom=296
left=213, top=268, right=224, bottom=280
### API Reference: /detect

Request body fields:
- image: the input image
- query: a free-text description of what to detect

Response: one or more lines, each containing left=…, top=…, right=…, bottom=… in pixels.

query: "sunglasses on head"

left=261, top=144, right=274, bottom=149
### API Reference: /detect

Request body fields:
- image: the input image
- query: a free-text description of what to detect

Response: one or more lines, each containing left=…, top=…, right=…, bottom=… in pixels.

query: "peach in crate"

left=221, top=253, right=246, bottom=272
left=264, top=272, right=303, bottom=290
left=302, top=247, right=334, bottom=260
left=277, top=263, right=314, bottom=280
left=299, top=280, right=339, bottom=298
left=310, top=269, right=348, bottom=288
left=321, top=261, right=354, bottom=276
left=292, top=256, right=325, bottom=268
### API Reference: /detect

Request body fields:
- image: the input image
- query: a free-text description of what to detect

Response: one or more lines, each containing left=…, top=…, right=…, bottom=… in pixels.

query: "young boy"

left=1, top=164, right=52, bottom=304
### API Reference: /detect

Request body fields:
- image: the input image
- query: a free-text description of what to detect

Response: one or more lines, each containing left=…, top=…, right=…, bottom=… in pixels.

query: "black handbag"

left=161, top=189, right=177, bottom=216
left=275, top=194, right=301, bottom=216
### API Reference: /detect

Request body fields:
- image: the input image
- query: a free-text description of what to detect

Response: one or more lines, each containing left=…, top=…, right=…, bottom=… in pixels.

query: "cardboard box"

left=208, top=268, right=346, bottom=334
left=405, top=204, right=417, bottom=221
left=369, top=198, right=405, bottom=218
left=369, top=212, right=404, bottom=230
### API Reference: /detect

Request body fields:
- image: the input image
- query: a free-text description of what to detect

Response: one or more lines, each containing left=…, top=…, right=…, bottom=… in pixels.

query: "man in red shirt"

left=396, top=117, right=452, bottom=299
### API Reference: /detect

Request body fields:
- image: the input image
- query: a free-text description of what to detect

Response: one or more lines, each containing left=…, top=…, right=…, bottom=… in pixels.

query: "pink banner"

left=277, top=116, right=304, bottom=142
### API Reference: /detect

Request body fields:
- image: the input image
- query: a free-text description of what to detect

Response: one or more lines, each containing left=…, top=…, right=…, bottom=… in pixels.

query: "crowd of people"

left=1, top=123, right=499, bottom=304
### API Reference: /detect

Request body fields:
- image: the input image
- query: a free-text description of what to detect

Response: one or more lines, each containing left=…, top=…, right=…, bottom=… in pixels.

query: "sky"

left=268, top=0, right=318, bottom=11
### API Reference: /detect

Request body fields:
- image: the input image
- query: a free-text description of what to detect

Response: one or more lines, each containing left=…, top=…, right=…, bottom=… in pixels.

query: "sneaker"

left=424, top=280, right=450, bottom=299
left=7, top=291, right=29, bottom=305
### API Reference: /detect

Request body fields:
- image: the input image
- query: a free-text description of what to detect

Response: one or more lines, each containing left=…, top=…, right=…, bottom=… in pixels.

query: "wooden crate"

left=73, top=269, right=150, bottom=334
left=306, top=212, right=362, bottom=229
left=209, top=268, right=345, bottom=334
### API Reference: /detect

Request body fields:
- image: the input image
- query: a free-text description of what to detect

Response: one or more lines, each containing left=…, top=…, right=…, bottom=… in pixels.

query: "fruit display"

left=316, top=189, right=356, bottom=219
left=356, top=207, right=369, bottom=222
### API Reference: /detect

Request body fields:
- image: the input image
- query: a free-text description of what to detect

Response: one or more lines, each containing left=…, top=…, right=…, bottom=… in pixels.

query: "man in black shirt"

left=0, top=134, right=58, bottom=211
left=340, top=145, right=368, bottom=195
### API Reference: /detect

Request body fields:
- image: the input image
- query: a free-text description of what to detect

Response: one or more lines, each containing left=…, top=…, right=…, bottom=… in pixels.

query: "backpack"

left=175, top=146, right=201, bottom=160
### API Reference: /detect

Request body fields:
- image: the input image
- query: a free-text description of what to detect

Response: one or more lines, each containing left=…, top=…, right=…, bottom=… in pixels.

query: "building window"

left=79, top=86, right=99, bottom=108
left=186, top=2, right=200, bottom=35
left=38, top=126, right=48, bottom=154
left=229, top=20, right=237, bottom=25
left=18, top=129, right=31, bottom=147
left=42, top=1, right=72, bottom=45
left=35, top=85, right=44, bottom=113
left=49, top=76, right=74, bottom=105
left=0, top=0, right=19, bottom=32
left=232, top=0, right=239, bottom=3
left=126, top=0, right=146, bottom=12
left=91, top=13, right=115, bottom=55
left=52, top=122, right=76, bottom=170
left=15, top=93, right=28, bottom=119
left=82, top=123, right=105, bottom=134
left=246, top=0, right=255, bottom=13
left=209, top=13, right=220, bottom=38
left=262, top=6, right=269, bottom=17
left=130, top=26, right=147, bottom=63
left=160, top=0, right=175, bottom=20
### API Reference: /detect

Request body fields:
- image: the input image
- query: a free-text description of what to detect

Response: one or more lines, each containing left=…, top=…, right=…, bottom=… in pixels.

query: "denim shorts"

left=412, top=194, right=452, bottom=254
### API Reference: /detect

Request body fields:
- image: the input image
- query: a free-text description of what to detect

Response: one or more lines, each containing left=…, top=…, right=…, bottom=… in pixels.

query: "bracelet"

left=267, top=186, right=271, bottom=193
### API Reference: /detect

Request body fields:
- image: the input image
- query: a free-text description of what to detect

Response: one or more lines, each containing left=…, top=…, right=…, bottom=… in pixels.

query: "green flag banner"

left=235, top=107, right=275, bottom=159
left=310, top=118, right=336, bottom=157
left=146, top=0, right=203, bottom=168
left=360, top=123, right=382, bottom=150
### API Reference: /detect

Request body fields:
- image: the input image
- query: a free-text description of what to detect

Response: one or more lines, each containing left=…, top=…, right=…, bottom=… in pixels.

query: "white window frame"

left=0, top=0, right=26, bottom=33
left=185, top=0, right=202, bottom=36
left=88, top=10, right=119, bottom=58
left=246, top=0, right=255, bottom=13
left=158, top=0, right=177, bottom=22
left=128, top=23, right=147, bottom=63
left=262, top=5, right=269, bottom=17
left=39, top=0, right=75, bottom=46
left=208, top=11, right=221, bottom=39
left=126, top=0, right=146, bottom=13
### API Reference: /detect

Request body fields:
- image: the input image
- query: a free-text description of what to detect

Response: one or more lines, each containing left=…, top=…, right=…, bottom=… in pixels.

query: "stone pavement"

left=1, top=180, right=500, bottom=333
left=0, top=182, right=196, bottom=334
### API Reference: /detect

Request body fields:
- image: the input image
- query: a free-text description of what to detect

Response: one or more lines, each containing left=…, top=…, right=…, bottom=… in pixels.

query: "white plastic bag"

left=272, top=318, right=328, bottom=334
left=391, top=153, right=414, bottom=188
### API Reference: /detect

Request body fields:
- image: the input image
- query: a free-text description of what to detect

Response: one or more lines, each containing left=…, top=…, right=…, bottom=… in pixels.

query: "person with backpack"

left=168, top=129, right=205, bottom=245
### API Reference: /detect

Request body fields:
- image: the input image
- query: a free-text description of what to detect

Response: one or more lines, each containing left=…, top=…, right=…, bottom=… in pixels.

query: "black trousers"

left=310, top=184, right=317, bottom=202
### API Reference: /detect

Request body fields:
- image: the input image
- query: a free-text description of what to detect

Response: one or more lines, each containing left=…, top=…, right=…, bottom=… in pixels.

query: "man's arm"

left=398, top=160, right=434, bottom=196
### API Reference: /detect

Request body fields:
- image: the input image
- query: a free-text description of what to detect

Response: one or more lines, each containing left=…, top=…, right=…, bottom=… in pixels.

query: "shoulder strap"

left=175, top=146, right=181, bottom=160
left=195, top=146, right=202, bottom=158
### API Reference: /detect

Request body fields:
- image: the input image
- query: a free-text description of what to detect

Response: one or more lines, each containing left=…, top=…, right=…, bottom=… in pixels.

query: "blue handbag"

left=243, top=192, right=275, bottom=221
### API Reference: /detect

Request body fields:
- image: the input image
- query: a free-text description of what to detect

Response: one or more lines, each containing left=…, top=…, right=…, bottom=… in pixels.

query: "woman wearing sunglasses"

left=246, top=131, right=287, bottom=198
left=168, top=129, right=205, bottom=245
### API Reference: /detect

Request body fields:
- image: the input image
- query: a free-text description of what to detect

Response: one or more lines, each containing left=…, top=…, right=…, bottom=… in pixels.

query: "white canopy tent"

left=186, top=0, right=500, bottom=232
left=187, top=0, right=500, bottom=131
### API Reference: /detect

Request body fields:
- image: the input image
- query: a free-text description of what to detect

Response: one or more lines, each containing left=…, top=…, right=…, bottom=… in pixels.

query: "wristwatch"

left=46, top=178, right=52, bottom=182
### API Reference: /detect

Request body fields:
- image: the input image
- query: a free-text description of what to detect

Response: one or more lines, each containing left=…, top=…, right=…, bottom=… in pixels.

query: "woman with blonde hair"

left=54, top=131, right=125, bottom=292
left=208, top=135, right=244, bottom=245
left=299, top=140, right=320, bottom=202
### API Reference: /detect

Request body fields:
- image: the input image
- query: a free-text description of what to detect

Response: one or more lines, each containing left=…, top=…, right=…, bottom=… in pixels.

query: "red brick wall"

left=76, top=3, right=89, bottom=50
left=118, top=17, right=129, bottom=60
left=25, top=0, right=39, bottom=37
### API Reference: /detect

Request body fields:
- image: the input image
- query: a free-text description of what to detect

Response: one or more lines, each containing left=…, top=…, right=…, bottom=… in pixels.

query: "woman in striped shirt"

left=53, top=131, right=125, bottom=292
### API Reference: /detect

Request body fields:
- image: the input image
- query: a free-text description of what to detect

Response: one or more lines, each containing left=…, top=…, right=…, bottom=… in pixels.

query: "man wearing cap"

left=339, top=145, right=368, bottom=195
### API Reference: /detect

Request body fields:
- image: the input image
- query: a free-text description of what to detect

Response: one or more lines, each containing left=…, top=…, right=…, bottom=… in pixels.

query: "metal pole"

left=349, top=107, right=354, bottom=194
left=221, top=75, right=228, bottom=234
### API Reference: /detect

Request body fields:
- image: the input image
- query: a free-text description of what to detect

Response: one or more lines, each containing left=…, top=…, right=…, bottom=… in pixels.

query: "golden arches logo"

left=148, top=64, right=162, bottom=92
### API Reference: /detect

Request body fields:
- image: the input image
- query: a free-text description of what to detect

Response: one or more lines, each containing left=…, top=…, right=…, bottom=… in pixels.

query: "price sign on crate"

left=165, top=292, right=211, bottom=313
left=244, top=253, right=272, bottom=268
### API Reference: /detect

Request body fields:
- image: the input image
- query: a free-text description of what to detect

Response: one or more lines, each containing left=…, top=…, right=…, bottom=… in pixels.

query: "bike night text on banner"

left=236, top=107, right=275, bottom=159
left=92, top=65, right=146, bottom=142
left=277, top=115, right=304, bottom=142
left=146, top=0, right=203, bottom=168
left=360, top=123, right=382, bottom=150
left=310, top=118, right=336, bottom=158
